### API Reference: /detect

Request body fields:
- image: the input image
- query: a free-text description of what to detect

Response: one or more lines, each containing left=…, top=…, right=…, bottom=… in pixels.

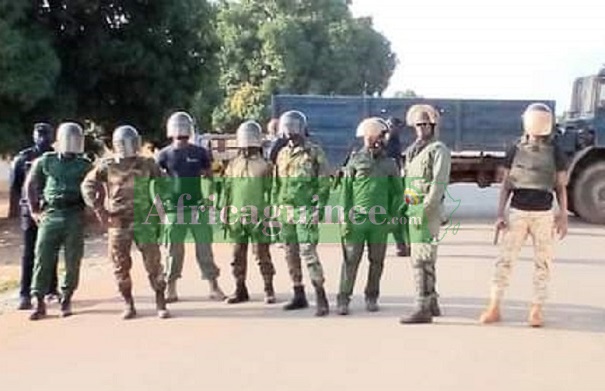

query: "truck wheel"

left=573, top=161, right=605, bottom=224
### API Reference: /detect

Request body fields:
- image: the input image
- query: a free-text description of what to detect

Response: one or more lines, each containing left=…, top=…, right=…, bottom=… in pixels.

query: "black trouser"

left=19, top=222, right=58, bottom=298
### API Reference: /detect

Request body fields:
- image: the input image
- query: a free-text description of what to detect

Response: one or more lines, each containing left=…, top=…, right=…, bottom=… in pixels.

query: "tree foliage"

left=212, top=0, right=398, bottom=131
left=0, top=0, right=399, bottom=151
left=0, top=0, right=220, bottom=153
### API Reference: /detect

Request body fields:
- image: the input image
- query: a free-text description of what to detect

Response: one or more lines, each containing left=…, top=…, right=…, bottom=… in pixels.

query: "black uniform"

left=10, top=146, right=59, bottom=305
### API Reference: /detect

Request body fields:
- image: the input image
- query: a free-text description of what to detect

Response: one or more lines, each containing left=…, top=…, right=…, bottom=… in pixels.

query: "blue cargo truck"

left=271, top=67, right=605, bottom=223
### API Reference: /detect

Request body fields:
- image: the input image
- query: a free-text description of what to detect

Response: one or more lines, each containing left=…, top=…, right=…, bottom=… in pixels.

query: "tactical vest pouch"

left=509, top=140, right=556, bottom=191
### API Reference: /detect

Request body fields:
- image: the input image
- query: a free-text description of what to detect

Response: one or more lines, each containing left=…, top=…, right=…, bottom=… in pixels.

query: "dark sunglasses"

left=414, top=123, right=431, bottom=127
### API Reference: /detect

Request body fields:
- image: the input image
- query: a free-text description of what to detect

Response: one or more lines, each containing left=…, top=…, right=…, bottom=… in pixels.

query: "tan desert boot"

left=528, top=304, right=543, bottom=328
left=479, top=300, right=502, bottom=324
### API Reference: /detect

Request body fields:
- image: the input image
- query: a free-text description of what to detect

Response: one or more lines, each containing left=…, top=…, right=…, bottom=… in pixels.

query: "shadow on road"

left=118, top=293, right=605, bottom=334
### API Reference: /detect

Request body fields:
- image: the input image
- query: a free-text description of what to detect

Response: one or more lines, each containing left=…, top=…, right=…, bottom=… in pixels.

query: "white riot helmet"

left=523, top=103, right=553, bottom=136
left=166, top=111, right=194, bottom=139
left=56, top=122, right=84, bottom=154
left=236, top=120, right=262, bottom=148
left=356, top=117, right=389, bottom=139
left=278, top=110, right=307, bottom=138
left=112, top=125, right=141, bottom=158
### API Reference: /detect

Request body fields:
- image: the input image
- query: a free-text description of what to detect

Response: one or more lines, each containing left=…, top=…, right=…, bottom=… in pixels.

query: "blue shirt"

left=157, top=143, right=211, bottom=205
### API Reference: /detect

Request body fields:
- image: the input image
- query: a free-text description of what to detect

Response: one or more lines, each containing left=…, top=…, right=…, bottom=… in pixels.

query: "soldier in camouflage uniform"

left=81, top=126, right=169, bottom=319
left=25, top=122, right=92, bottom=320
left=479, top=103, right=568, bottom=328
left=222, top=121, right=276, bottom=304
left=400, top=105, right=451, bottom=324
left=337, top=118, right=403, bottom=315
left=273, top=110, right=330, bottom=316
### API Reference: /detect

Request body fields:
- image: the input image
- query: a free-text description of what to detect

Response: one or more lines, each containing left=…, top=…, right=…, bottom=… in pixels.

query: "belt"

left=46, top=200, right=84, bottom=209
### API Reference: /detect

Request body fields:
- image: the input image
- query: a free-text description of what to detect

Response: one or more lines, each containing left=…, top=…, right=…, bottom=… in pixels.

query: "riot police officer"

left=222, top=121, right=276, bottom=304
left=81, top=126, right=170, bottom=319
left=337, top=117, right=403, bottom=315
left=25, top=122, right=92, bottom=320
left=273, top=110, right=331, bottom=316
left=10, top=123, right=60, bottom=310
left=156, top=111, right=225, bottom=303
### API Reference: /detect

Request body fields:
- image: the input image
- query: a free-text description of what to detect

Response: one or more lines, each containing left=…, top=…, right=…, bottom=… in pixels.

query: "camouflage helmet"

left=112, top=125, right=141, bottom=158
left=522, top=103, right=553, bottom=136
left=56, top=122, right=84, bottom=154
left=356, top=117, right=389, bottom=139
left=278, top=110, right=307, bottom=137
left=406, top=104, right=440, bottom=126
left=166, top=111, right=194, bottom=139
left=236, top=120, right=263, bottom=148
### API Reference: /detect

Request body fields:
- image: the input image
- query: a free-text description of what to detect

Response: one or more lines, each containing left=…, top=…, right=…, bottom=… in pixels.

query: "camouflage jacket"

left=342, top=148, right=403, bottom=217
left=404, top=139, right=451, bottom=214
left=223, top=153, right=272, bottom=210
left=273, top=141, right=330, bottom=207
left=81, top=156, right=162, bottom=218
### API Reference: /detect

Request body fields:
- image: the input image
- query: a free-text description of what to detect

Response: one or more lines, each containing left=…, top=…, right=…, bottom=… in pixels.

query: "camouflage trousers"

left=490, top=208, right=555, bottom=305
left=408, top=211, right=442, bottom=308
left=109, top=219, right=166, bottom=293
left=338, top=222, right=388, bottom=303
left=281, top=223, right=325, bottom=286
left=230, top=224, right=275, bottom=283
left=411, top=242, right=439, bottom=308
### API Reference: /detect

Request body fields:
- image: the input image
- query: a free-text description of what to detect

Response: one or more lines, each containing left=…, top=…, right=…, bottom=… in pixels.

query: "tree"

left=212, top=0, right=397, bottom=131
left=0, top=2, right=60, bottom=153
left=36, top=0, right=221, bottom=141
left=0, top=0, right=220, bottom=153
left=393, top=89, right=420, bottom=98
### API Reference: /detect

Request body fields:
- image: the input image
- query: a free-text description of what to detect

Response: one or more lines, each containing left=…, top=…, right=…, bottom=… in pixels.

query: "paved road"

left=1, top=185, right=604, bottom=391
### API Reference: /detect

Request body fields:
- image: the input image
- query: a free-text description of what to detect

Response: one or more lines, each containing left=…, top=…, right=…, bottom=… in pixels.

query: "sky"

left=350, top=0, right=605, bottom=114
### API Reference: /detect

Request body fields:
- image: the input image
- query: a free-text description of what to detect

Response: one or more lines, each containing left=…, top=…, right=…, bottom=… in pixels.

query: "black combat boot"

left=18, top=296, right=32, bottom=310
left=313, top=282, right=329, bottom=317
left=29, top=294, right=46, bottom=321
left=399, top=303, right=433, bottom=324
left=227, top=281, right=250, bottom=304
left=336, top=295, right=350, bottom=316
left=396, top=243, right=410, bottom=257
left=430, top=296, right=442, bottom=317
left=264, top=281, right=276, bottom=304
left=60, top=293, right=73, bottom=318
left=365, top=297, right=380, bottom=313
left=155, top=290, right=170, bottom=319
left=283, top=285, right=308, bottom=311
left=120, top=289, right=136, bottom=320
